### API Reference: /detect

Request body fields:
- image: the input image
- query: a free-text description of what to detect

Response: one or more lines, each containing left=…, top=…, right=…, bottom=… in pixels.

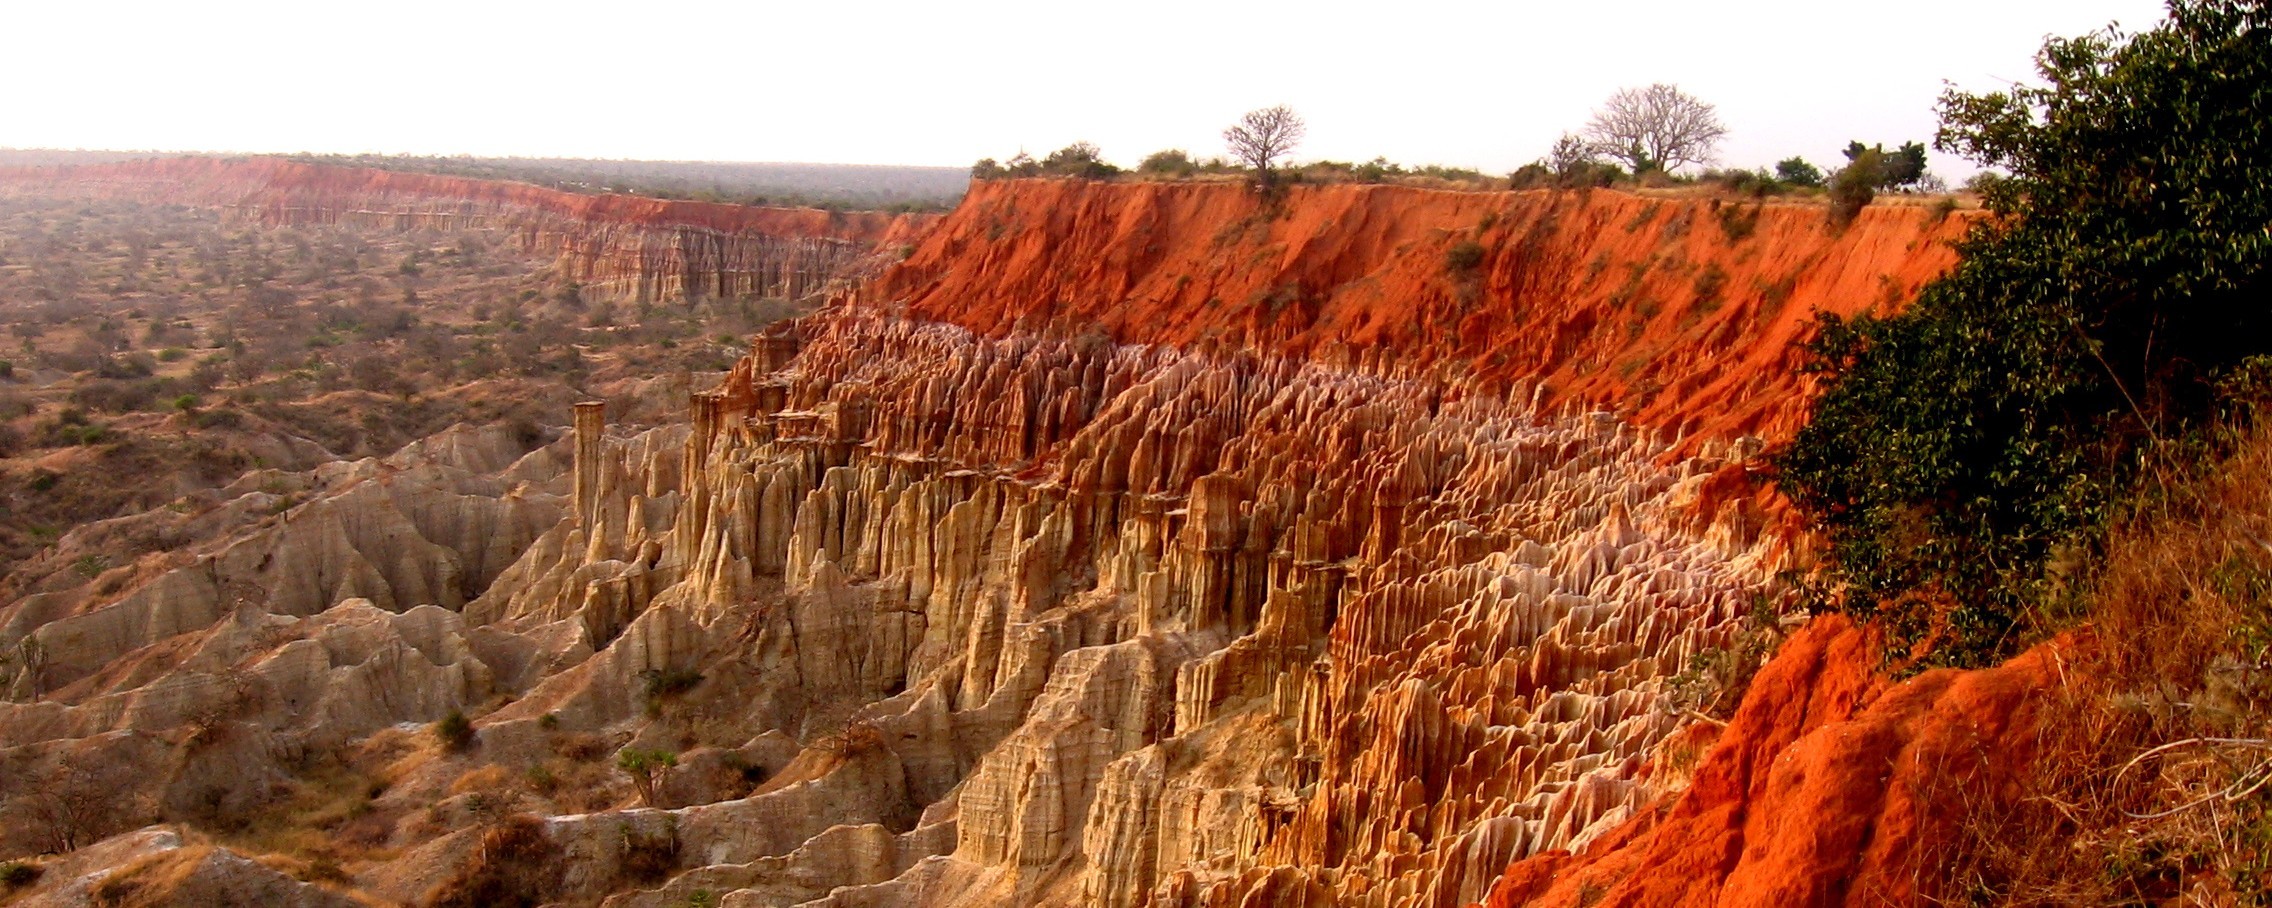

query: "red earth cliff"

left=869, top=179, right=1972, bottom=443
left=1483, top=616, right=2074, bottom=907
left=0, top=156, right=937, bottom=302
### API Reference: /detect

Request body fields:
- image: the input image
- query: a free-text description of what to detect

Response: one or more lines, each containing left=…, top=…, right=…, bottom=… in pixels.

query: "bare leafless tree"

left=1580, top=84, right=1727, bottom=175
left=7, top=763, right=140, bottom=853
left=1224, top=105, right=1306, bottom=186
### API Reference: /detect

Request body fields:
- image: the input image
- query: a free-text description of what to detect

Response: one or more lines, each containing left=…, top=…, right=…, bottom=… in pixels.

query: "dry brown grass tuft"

left=1932, top=421, right=2272, bottom=904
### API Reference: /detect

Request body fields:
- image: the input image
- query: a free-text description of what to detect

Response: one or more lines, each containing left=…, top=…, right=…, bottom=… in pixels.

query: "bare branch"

left=1580, top=83, right=1727, bottom=175
left=1224, top=105, right=1307, bottom=184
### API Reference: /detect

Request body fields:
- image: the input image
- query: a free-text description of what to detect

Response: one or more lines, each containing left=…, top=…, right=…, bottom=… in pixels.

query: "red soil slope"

left=870, top=179, right=1971, bottom=442
left=1483, top=616, right=2073, bottom=907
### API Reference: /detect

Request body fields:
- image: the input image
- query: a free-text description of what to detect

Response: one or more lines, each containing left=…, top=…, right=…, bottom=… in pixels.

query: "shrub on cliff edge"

left=1777, top=0, right=2272, bottom=665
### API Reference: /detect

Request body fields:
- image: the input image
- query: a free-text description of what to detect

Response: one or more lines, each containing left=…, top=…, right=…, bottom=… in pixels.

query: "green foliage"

left=0, top=359, right=14, bottom=379
left=0, top=861, right=40, bottom=889
left=1825, top=148, right=1881, bottom=228
left=71, top=554, right=108, bottom=579
left=1775, top=156, right=1824, bottom=188
left=616, top=748, right=679, bottom=807
left=1138, top=149, right=1197, bottom=177
left=1777, top=0, right=2272, bottom=665
left=1842, top=140, right=1929, bottom=189
left=1040, top=142, right=1120, bottom=180
left=1443, top=240, right=1487, bottom=275
left=636, top=666, right=703, bottom=717
left=1699, top=167, right=1786, bottom=198
left=434, top=709, right=475, bottom=753
left=1716, top=201, right=1762, bottom=240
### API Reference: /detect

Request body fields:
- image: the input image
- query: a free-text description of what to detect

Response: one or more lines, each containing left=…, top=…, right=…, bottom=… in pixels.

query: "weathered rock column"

left=573, top=401, right=605, bottom=526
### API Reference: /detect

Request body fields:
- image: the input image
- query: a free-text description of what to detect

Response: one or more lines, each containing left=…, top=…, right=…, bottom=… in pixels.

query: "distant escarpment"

left=0, top=156, right=936, bottom=302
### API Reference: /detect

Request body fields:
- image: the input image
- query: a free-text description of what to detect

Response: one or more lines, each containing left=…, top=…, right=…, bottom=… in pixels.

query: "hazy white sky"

left=5, top=1, right=2167, bottom=176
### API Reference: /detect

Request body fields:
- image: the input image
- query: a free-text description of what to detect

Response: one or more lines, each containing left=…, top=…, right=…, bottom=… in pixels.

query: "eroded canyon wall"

left=438, top=183, right=1975, bottom=905
left=0, top=157, right=936, bottom=302
left=0, top=179, right=1983, bottom=907
left=872, top=179, right=1971, bottom=442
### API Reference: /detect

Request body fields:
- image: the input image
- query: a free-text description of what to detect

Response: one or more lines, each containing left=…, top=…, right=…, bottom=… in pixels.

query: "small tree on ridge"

left=1224, top=105, right=1306, bottom=188
left=1580, top=83, right=1726, bottom=175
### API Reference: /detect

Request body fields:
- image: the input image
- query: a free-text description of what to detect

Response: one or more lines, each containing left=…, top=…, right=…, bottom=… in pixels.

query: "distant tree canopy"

left=1138, top=149, right=1197, bottom=177
left=1579, top=83, right=1727, bottom=175
left=1842, top=140, right=1930, bottom=190
left=1774, top=156, right=1824, bottom=188
left=284, top=153, right=965, bottom=212
left=1777, top=0, right=2272, bottom=665
left=972, top=143, right=1122, bottom=181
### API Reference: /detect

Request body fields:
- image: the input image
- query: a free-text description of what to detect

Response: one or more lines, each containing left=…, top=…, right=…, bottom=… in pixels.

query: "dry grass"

left=1931, top=421, right=2272, bottom=904
left=422, top=814, right=561, bottom=908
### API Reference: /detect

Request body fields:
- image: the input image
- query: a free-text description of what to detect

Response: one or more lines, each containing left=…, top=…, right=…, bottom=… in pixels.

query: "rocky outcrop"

left=450, top=300, right=1804, bottom=905
left=0, top=157, right=937, bottom=302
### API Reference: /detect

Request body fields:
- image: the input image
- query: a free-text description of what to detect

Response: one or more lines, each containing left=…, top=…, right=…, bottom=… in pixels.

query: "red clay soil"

left=0, top=156, right=935, bottom=245
left=870, top=179, right=1972, bottom=444
left=1483, top=615, right=2076, bottom=908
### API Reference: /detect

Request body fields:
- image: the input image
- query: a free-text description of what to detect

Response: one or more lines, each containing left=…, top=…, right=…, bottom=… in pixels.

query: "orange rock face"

left=1481, top=616, right=2072, bottom=908
left=0, top=157, right=936, bottom=302
left=872, top=179, right=1971, bottom=442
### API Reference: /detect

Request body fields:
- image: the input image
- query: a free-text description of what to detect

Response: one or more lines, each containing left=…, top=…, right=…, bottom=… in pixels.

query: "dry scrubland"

left=0, top=194, right=802, bottom=574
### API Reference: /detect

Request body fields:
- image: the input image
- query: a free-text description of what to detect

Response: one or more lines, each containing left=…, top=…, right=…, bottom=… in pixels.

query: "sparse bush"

left=1824, top=148, right=1881, bottom=228
left=1040, top=142, right=1120, bottom=180
left=615, top=748, right=678, bottom=808
left=1443, top=241, right=1486, bottom=275
left=434, top=709, right=475, bottom=753
left=424, top=814, right=561, bottom=908
left=1, top=861, right=40, bottom=889
left=617, top=821, right=679, bottom=884
left=522, top=764, right=559, bottom=796
left=637, top=666, right=703, bottom=716
left=71, top=554, right=108, bottom=579
left=1716, top=201, right=1762, bottom=240
left=1774, top=156, right=1823, bottom=188
left=1137, top=149, right=1196, bottom=178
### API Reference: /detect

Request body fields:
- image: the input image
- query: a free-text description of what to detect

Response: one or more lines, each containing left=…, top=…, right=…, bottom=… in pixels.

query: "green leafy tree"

left=1777, top=0, right=2272, bottom=665
left=1825, top=147, right=1883, bottom=227
left=616, top=748, right=678, bottom=808
left=1774, top=157, right=1824, bottom=188
left=1842, top=140, right=1930, bottom=189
